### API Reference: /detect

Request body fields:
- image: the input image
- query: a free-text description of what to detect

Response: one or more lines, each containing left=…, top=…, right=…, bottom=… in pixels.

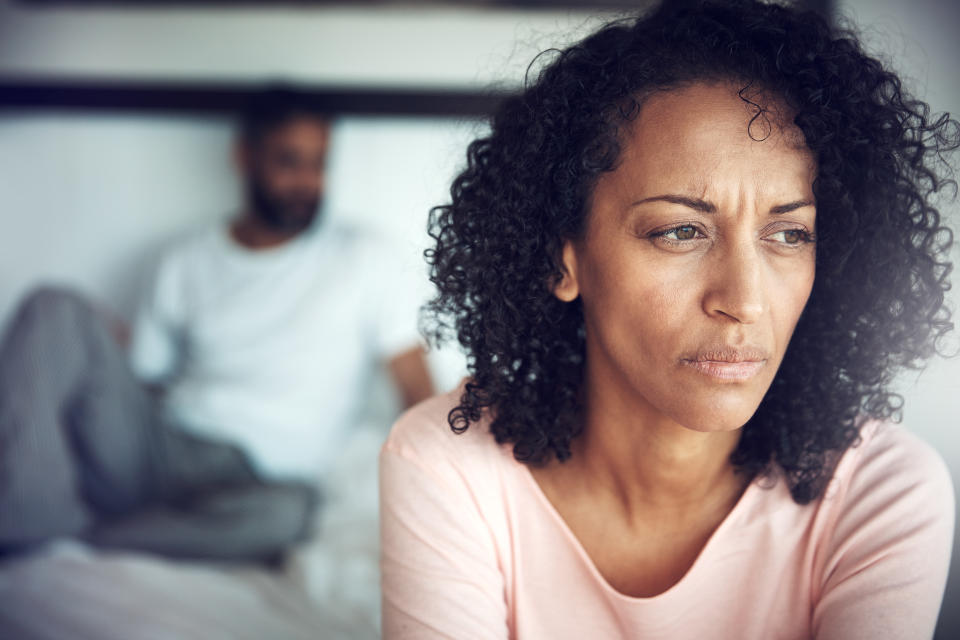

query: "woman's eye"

left=660, top=225, right=699, bottom=241
left=769, top=229, right=813, bottom=245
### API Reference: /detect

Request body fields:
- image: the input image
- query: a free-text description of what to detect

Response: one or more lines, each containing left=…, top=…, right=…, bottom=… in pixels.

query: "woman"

left=379, top=1, right=958, bottom=638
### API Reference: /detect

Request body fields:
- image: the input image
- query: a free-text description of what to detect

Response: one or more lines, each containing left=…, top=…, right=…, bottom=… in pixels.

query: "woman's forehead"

left=606, top=82, right=816, bottom=194
left=625, top=82, right=805, bottom=148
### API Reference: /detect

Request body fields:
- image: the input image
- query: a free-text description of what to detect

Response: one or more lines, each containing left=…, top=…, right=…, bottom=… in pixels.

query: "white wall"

left=0, top=112, right=235, bottom=319
left=0, top=1, right=617, bottom=88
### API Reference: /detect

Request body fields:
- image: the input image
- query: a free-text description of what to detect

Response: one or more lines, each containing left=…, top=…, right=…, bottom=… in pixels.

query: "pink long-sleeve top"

left=379, top=388, right=954, bottom=640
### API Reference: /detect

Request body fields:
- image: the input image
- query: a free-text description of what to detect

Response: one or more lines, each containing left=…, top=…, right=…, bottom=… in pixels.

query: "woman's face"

left=555, top=81, right=817, bottom=433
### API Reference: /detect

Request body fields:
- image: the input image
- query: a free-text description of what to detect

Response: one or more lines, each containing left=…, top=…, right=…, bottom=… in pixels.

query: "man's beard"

left=247, top=177, right=321, bottom=234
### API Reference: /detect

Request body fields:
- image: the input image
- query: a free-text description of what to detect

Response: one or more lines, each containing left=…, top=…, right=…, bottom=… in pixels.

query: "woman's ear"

left=552, top=241, right=580, bottom=302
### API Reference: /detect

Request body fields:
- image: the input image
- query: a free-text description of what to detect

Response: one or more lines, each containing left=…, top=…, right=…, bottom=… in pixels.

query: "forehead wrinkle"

left=606, top=83, right=815, bottom=224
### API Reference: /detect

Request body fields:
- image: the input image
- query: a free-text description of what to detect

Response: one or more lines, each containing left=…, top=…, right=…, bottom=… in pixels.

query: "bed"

left=0, top=423, right=386, bottom=640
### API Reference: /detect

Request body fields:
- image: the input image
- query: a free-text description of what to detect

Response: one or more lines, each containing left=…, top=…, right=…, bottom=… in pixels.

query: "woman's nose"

left=701, top=241, right=766, bottom=324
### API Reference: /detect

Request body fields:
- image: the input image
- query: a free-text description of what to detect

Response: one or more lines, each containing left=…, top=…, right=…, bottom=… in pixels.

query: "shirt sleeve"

left=811, top=424, right=955, bottom=640
left=379, top=441, right=509, bottom=640
left=128, top=252, right=186, bottom=384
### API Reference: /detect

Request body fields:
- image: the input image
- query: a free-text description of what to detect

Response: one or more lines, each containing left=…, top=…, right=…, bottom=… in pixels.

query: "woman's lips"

left=681, top=359, right=766, bottom=381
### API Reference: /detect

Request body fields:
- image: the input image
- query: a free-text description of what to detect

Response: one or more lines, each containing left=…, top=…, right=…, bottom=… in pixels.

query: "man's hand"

left=387, top=345, right=435, bottom=410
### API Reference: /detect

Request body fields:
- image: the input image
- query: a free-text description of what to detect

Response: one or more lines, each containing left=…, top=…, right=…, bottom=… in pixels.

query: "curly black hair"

left=423, top=0, right=958, bottom=504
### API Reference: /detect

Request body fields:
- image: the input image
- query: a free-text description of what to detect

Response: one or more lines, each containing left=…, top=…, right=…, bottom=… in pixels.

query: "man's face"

left=242, top=116, right=331, bottom=234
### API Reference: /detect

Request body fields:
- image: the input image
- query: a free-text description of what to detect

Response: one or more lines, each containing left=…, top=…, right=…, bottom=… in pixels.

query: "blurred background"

left=0, top=0, right=957, bottom=638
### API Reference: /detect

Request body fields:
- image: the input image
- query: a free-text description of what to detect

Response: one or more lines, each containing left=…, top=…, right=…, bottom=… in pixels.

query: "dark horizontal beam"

left=0, top=79, right=514, bottom=117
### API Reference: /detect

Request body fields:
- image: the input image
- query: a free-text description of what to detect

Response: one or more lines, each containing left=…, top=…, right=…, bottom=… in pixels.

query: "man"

left=130, top=87, right=434, bottom=483
left=0, top=87, right=433, bottom=562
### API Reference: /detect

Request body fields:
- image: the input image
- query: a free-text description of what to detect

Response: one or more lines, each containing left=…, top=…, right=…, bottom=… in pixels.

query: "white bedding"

left=0, top=424, right=386, bottom=640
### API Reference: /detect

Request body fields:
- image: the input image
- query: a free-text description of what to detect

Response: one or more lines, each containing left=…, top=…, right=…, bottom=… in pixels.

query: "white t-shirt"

left=129, top=218, right=423, bottom=482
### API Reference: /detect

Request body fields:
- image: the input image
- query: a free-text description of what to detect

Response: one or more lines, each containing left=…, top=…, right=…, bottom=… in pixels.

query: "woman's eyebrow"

left=630, top=194, right=716, bottom=213
left=629, top=195, right=815, bottom=214
left=769, top=199, right=815, bottom=214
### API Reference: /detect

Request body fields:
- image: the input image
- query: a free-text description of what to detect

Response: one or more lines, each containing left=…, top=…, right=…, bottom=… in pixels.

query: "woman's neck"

left=569, top=358, right=749, bottom=522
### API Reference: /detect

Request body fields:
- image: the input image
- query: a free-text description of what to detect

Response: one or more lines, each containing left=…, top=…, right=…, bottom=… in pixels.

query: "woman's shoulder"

left=381, top=383, right=507, bottom=475
left=822, top=417, right=954, bottom=542
left=834, top=418, right=953, bottom=498
left=805, top=418, right=954, bottom=635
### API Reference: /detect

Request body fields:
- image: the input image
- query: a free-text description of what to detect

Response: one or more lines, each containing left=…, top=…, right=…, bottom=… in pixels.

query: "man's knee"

left=11, top=286, right=97, bottom=339
left=18, top=286, right=89, bottom=319
left=0, top=286, right=104, bottom=359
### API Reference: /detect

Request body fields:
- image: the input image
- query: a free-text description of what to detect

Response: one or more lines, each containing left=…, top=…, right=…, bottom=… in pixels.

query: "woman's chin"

left=666, top=400, right=760, bottom=435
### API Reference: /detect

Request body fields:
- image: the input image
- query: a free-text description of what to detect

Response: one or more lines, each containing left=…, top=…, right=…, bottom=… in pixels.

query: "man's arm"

left=387, top=345, right=435, bottom=409
left=128, top=253, right=186, bottom=388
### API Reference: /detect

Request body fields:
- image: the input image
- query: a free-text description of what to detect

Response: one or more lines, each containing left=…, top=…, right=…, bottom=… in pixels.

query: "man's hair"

left=238, top=86, right=329, bottom=147
left=424, top=0, right=959, bottom=504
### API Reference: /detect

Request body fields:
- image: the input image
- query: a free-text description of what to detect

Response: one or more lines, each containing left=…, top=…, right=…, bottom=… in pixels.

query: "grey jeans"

left=0, top=287, right=318, bottom=562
